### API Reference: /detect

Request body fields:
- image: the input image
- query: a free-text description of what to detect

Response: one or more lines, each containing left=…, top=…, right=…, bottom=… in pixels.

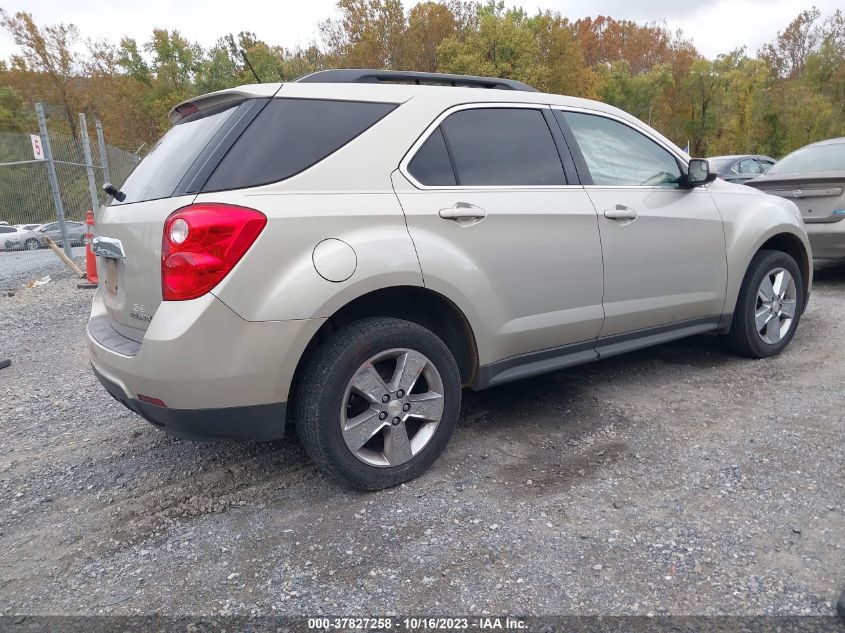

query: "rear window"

left=116, top=101, right=241, bottom=205
left=767, top=143, right=845, bottom=175
left=202, top=98, right=397, bottom=192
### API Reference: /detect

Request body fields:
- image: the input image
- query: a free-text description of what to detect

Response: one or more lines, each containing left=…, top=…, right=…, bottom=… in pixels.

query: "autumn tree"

left=405, top=2, right=458, bottom=72
left=321, top=0, right=406, bottom=68
left=0, top=10, right=83, bottom=136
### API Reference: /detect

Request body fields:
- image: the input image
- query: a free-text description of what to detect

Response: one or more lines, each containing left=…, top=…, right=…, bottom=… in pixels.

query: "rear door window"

left=116, top=101, right=242, bottom=205
left=435, top=108, right=566, bottom=186
left=738, top=158, right=762, bottom=175
left=202, top=98, right=397, bottom=192
left=407, top=127, right=457, bottom=186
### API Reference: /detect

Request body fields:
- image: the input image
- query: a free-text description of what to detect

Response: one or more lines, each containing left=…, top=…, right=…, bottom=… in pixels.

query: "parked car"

left=0, top=224, right=19, bottom=249
left=746, top=137, right=845, bottom=259
left=40, top=221, right=85, bottom=247
left=708, top=155, right=777, bottom=183
left=2, top=225, right=43, bottom=251
left=87, top=69, right=811, bottom=490
left=16, top=223, right=42, bottom=231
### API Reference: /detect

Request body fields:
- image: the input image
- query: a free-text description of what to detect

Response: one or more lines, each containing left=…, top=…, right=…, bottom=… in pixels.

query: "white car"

left=2, top=225, right=44, bottom=251
left=87, top=69, right=811, bottom=490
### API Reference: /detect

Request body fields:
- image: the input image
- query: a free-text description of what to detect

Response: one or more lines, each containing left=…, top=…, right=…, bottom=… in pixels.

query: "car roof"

left=805, top=137, right=845, bottom=148
left=708, top=154, right=775, bottom=161
left=174, top=78, right=689, bottom=160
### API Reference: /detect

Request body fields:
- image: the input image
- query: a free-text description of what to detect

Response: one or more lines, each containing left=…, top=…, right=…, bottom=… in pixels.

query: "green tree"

left=437, top=2, right=543, bottom=85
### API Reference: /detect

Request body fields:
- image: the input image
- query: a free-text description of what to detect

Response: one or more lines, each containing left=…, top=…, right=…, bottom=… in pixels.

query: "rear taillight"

left=162, top=203, right=266, bottom=301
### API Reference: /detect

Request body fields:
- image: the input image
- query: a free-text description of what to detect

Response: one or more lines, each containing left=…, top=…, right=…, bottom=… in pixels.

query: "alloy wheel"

left=340, top=348, right=445, bottom=468
left=755, top=267, right=797, bottom=345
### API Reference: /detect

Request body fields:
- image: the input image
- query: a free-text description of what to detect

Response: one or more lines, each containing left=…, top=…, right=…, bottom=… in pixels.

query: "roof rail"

left=294, top=69, right=539, bottom=92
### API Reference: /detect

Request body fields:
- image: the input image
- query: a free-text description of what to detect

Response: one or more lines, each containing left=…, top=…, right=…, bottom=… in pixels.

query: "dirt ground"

left=0, top=263, right=843, bottom=617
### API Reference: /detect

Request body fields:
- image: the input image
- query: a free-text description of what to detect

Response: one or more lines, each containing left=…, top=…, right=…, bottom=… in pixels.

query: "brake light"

left=162, top=203, right=266, bottom=301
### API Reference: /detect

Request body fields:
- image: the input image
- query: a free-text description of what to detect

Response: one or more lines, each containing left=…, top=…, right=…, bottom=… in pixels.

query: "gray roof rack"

left=294, top=69, right=538, bottom=92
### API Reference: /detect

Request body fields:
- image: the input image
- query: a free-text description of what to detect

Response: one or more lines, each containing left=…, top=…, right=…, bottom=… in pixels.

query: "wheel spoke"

left=390, top=350, right=428, bottom=394
left=384, top=422, right=413, bottom=465
left=755, top=305, right=773, bottom=332
left=343, top=408, right=386, bottom=451
left=767, top=318, right=784, bottom=343
left=771, top=271, right=787, bottom=298
left=407, top=392, right=444, bottom=422
left=350, top=363, right=389, bottom=403
left=758, top=275, right=775, bottom=302
left=780, top=299, right=796, bottom=318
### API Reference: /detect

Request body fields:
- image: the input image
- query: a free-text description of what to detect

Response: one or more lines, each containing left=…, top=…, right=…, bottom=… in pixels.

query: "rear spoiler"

left=169, top=83, right=282, bottom=125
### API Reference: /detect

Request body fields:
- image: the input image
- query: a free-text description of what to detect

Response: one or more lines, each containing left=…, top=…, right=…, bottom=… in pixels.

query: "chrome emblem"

left=91, top=236, right=125, bottom=259
left=791, top=189, right=803, bottom=199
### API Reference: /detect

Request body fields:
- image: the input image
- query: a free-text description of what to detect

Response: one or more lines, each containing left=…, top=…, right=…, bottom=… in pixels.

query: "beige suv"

left=87, top=70, right=812, bottom=490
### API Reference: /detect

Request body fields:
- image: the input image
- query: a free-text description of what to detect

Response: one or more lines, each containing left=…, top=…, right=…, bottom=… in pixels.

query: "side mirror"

left=686, top=159, right=717, bottom=187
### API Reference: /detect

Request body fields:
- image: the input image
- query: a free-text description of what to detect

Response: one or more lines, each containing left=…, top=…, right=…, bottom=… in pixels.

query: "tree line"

left=0, top=0, right=843, bottom=158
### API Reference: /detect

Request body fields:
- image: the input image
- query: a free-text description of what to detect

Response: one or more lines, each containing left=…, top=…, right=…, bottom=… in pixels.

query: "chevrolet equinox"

left=87, top=70, right=812, bottom=489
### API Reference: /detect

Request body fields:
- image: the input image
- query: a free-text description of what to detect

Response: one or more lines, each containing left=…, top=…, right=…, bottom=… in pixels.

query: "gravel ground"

left=0, top=263, right=843, bottom=617
left=0, top=246, right=86, bottom=290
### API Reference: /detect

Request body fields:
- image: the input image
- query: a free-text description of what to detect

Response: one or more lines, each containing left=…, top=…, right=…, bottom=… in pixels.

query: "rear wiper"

left=103, top=182, right=126, bottom=202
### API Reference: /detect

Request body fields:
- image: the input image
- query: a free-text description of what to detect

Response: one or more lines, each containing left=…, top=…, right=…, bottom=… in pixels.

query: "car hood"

left=708, top=177, right=769, bottom=196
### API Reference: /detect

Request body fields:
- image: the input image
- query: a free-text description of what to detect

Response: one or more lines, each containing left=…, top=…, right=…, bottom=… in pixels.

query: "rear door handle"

left=439, top=202, right=487, bottom=222
left=603, top=205, right=638, bottom=221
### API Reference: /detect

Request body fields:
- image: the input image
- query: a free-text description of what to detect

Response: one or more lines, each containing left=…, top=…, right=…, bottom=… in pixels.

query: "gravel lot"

left=0, top=263, right=843, bottom=618
left=0, top=246, right=86, bottom=290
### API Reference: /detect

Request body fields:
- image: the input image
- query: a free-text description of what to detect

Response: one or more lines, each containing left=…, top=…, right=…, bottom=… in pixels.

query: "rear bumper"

left=93, top=365, right=286, bottom=440
left=806, top=221, right=845, bottom=259
left=86, top=288, right=324, bottom=438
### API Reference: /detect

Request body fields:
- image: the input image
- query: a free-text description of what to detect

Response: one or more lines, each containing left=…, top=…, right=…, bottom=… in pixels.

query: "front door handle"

left=439, top=202, right=487, bottom=222
left=603, top=205, right=638, bottom=221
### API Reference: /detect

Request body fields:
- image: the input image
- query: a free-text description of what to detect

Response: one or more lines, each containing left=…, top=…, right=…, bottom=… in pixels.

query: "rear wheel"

left=293, top=317, right=461, bottom=490
left=25, top=238, right=40, bottom=251
left=722, top=249, right=804, bottom=358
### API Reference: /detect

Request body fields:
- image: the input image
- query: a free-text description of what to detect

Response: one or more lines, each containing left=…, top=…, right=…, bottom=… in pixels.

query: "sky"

left=0, top=0, right=840, bottom=62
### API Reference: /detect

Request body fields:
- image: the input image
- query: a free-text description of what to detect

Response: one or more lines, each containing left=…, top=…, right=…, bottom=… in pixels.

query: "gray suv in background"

left=86, top=70, right=811, bottom=490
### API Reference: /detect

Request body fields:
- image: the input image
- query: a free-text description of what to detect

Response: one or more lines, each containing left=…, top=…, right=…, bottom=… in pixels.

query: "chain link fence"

left=0, top=106, right=140, bottom=289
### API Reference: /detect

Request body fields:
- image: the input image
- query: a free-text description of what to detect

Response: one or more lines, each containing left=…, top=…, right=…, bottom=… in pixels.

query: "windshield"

left=115, top=101, right=241, bottom=205
left=767, top=143, right=845, bottom=175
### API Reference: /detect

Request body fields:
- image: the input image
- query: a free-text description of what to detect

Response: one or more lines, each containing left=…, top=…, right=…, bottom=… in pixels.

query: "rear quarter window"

left=202, top=98, right=397, bottom=192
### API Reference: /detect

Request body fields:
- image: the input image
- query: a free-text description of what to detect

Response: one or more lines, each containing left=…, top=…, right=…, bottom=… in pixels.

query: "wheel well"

left=759, top=233, right=811, bottom=302
left=297, top=286, right=479, bottom=387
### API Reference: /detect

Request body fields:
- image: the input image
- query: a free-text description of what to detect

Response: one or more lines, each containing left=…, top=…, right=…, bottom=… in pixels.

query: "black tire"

left=24, top=238, right=39, bottom=251
left=722, top=249, right=804, bottom=358
left=293, top=317, right=461, bottom=490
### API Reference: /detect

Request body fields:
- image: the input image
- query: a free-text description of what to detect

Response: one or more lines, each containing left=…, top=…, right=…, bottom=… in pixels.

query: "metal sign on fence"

left=30, top=134, right=45, bottom=160
left=1, top=106, right=139, bottom=288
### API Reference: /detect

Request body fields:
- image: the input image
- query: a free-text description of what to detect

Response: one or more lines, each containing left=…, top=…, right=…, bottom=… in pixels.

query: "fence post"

left=95, top=119, right=111, bottom=185
left=35, top=102, right=72, bottom=258
left=79, top=113, right=100, bottom=215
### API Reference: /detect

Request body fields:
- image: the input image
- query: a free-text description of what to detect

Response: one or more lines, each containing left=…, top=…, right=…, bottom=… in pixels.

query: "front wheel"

left=293, top=317, right=461, bottom=490
left=25, top=238, right=40, bottom=251
left=722, top=249, right=804, bottom=358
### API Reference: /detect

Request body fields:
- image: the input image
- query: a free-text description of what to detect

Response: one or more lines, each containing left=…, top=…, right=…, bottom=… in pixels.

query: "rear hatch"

left=748, top=173, right=845, bottom=224
left=95, top=86, right=279, bottom=342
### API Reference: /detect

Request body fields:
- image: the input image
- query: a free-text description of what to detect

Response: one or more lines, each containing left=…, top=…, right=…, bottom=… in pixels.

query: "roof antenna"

left=240, top=49, right=262, bottom=83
